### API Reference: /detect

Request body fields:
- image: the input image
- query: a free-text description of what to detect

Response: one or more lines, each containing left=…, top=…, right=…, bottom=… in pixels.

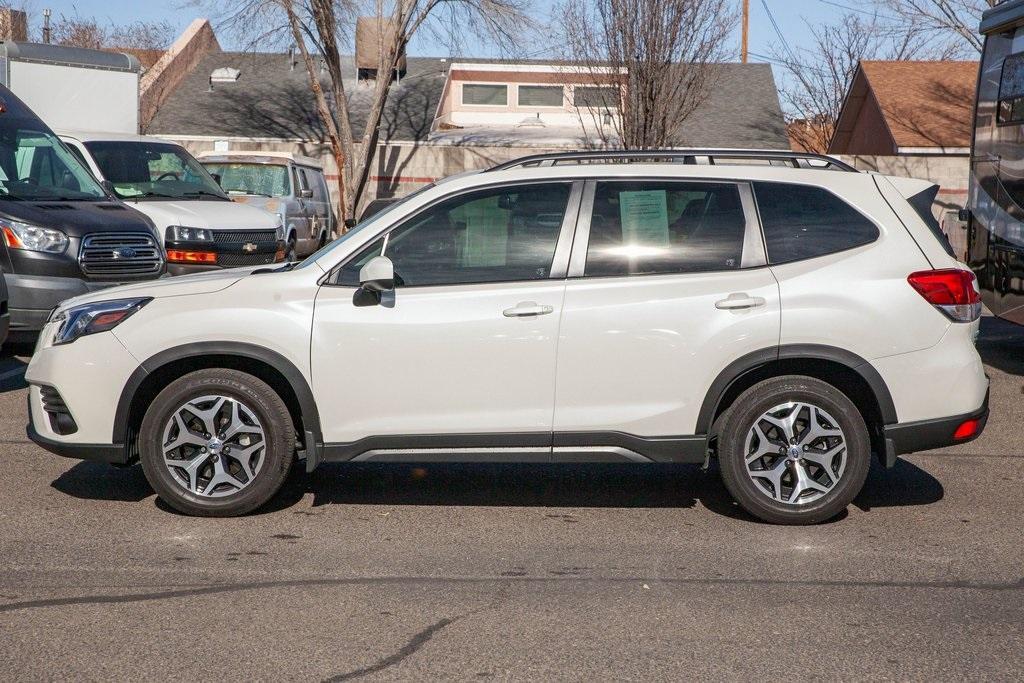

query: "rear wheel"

left=717, top=376, right=871, bottom=525
left=139, top=369, right=295, bottom=516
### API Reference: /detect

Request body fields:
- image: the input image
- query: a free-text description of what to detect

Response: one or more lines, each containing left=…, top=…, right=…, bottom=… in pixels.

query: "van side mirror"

left=100, top=180, right=116, bottom=195
left=958, top=207, right=971, bottom=223
left=359, top=255, right=395, bottom=294
left=210, top=173, right=222, bottom=187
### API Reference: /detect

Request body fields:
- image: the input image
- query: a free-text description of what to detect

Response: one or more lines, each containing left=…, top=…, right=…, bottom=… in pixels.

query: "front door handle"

left=503, top=301, right=554, bottom=317
left=715, top=293, right=766, bottom=310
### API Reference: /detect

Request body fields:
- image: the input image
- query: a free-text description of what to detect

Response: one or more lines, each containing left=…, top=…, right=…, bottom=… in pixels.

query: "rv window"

left=998, top=51, right=1024, bottom=123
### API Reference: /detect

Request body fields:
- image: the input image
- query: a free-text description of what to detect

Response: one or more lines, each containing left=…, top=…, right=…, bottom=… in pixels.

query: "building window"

left=518, top=85, right=564, bottom=107
left=462, top=84, right=508, bottom=106
left=574, top=86, right=619, bottom=109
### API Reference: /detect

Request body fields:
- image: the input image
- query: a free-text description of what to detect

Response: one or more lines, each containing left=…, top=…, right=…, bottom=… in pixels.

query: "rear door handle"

left=715, top=293, right=766, bottom=310
left=503, top=301, right=554, bottom=317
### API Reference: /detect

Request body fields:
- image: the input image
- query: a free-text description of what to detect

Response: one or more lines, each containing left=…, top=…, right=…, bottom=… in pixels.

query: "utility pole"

left=42, top=8, right=51, bottom=44
left=741, top=0, right=749, bottom=63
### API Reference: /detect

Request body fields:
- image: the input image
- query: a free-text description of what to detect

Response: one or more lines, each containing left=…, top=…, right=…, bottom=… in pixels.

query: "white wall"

left=11, top=62, right=139, bottom=133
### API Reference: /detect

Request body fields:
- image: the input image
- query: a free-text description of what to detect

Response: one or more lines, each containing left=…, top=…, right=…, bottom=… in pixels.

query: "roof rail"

left=486, top=149, right=858, bottom=173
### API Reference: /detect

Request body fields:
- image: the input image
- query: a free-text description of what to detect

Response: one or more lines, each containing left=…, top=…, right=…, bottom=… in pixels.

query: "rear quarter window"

left=753, top=182, right=880, bottom=264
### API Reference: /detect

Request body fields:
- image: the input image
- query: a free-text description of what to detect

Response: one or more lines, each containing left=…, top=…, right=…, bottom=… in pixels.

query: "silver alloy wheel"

left=161, top=395, right=266, bottom=498
left=743, top=401, right=847, bottom=505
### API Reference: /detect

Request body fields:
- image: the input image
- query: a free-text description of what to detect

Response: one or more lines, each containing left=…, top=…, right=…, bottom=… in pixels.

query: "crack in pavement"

left=322, top=616, right=458, bottom=682
left=1, top=575, right=1022, bottom=614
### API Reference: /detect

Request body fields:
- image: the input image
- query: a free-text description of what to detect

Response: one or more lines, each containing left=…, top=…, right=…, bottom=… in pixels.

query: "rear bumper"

left=883, top=389, right=989, bottom=463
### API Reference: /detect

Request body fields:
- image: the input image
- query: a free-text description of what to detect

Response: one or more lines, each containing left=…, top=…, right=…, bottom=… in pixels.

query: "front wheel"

left=717, top=376, right=871, bottom=525
left=139, top=369, right=295, bottom=516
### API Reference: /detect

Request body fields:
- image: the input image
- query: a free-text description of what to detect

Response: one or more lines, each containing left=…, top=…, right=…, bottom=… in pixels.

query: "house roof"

left=147, top=51, right=448, bottom=141
left=830, top=60, right=977, bottom=153
left=147, top=52, right=788, bottom=149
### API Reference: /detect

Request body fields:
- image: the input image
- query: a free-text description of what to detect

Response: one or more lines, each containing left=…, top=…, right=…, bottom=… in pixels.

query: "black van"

left=0, top=85, right=164, bottom=337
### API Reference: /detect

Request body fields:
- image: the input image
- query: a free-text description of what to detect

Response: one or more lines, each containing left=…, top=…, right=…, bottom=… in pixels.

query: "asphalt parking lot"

left=1, top=319, right=1023, bottom=681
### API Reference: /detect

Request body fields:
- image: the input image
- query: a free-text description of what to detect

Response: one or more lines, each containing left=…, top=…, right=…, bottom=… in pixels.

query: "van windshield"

left=0, top=118, right=106, bottom=201
left=203, top=162, right=289, bottom=197
left=84, top=141, right=229, bottom=201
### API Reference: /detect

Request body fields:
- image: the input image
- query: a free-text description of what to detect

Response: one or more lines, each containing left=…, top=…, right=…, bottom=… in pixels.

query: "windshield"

left=84, top=141, right=228, bottom=201
left=0, top=118, right=106, bottom=201
left=203, top=162, right=289, bottom=197
left=294, top=184, right=436, bottom=271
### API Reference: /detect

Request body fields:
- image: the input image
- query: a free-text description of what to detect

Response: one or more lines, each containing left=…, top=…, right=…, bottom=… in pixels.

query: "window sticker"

left=453, top=196, right=509, bottom=267
left=619, top=190, right=669, bottom=245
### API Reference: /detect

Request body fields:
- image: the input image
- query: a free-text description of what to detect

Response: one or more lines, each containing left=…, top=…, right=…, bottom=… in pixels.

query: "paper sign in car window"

left=619, top=190, right=669, bottom=245
left=454, top=196, right=508, bottom=267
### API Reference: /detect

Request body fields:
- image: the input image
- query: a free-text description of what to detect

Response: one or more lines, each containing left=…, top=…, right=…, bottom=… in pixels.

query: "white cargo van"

left=59, top=132, right=285, bottom=275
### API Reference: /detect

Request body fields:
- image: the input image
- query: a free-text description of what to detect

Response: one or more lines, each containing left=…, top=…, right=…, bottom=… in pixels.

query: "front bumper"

left=27, top=419, right=127, bottom=464
left=165, top=238, right=284, bottom=276
left=4, top=272, right=133, bottom=332
left=883, top=389, right=990, bottom=465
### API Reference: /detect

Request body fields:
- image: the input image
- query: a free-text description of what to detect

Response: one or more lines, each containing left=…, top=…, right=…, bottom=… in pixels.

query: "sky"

left=28, top=0, right=844, bottom=66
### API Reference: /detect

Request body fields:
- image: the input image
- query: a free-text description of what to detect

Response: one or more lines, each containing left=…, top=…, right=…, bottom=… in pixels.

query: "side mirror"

left=957, top=207, right=971, bottom=223
left=300, top=188, right=314, bottom=199
left=359, top=255, right=394, bottom=293
left=210, top=172, right=222, bottom=187
left=100, top=179, right=116, bottom=195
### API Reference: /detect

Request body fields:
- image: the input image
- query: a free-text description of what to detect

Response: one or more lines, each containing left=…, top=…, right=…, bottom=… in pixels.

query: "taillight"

left=907, top=269, right=982, bottom=323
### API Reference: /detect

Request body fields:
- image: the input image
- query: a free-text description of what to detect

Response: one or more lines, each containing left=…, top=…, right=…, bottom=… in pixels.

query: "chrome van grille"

left=79, top=233, right=164, bottom=279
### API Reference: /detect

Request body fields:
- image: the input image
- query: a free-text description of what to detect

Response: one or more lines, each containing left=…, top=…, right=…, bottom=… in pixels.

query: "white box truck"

left=0, top=41, right=140, bottom=134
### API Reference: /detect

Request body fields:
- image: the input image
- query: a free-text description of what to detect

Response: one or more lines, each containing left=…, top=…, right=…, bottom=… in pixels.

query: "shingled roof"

left=830, top=60, right=978, bottom=154
left=147, top=51, right=788, bottom=149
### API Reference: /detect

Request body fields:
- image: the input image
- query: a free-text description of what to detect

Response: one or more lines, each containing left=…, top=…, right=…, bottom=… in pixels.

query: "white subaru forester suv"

left=25, top=151, right=989, bottom=524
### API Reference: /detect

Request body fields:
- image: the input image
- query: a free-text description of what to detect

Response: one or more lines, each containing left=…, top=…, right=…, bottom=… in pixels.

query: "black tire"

left=285, top=236, right=298, bottom=263
left=139, top=369, right=295, bottom=517
left=717, top=376, right=871, bottom=525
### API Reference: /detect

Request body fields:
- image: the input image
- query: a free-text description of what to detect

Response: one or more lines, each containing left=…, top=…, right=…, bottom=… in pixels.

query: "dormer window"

left=518, top=85, right=563, bottom=107
left=462, top=84, right=507, bottom=106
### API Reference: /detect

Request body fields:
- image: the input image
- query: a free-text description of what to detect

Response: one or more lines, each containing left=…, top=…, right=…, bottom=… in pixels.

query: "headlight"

left=50, top=298, right=151, bottom=346
left=275, top=213, right=285, bottom=241
left=166, top=225, right=213, bottom=242
left=0, top=218, right=68, bottom=253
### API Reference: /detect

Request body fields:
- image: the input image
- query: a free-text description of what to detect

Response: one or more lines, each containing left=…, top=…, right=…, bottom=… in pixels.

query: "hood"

left=56, top=266, right=262, bottom=309
left=122, top=198, right=279, bottom=236
left=0, top=200, right=156, bottom=238
left=229, top=195, right=284, bottom=214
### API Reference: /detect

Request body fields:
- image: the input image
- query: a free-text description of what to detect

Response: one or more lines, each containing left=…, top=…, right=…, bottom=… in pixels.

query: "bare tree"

left=557, top=0, right=735, bottom=149
left=878, top=0, right=998, bottom=55
left=47, top=11, right=174, bottom=51
left=201, top=0, right=532, bottom=223
left=770, top=10, right=964, bottom=152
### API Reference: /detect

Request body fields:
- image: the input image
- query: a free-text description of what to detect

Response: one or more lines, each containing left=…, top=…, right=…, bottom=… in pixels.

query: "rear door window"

left=585, top=181, right=747, bottom=276
left=753, top=182, right=879, bottom=264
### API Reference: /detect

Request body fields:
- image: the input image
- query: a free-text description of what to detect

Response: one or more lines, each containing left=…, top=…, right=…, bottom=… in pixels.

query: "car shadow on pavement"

left=51, top=461, right=153, bottom=503
left=48, top=454, right=944, bottom=523
left=976, top=315, right=1024, bottom=376
left=0, top=343, right=31, bottom=393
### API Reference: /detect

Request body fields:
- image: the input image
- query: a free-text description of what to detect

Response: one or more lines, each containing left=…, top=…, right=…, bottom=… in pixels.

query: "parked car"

left=58, top=132, right=286, bottom=275
left=198, top=151, right=334, bottom=259
left=0, top=268, right=8, bottom=348
left=25, top=150, right=989, bottom=524
left=0, top=87, right=165, bottom=338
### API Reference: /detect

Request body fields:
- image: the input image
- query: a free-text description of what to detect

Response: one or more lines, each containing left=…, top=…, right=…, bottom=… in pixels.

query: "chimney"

left=0, top=9, right=28, bottom=42
left=355, top=16, right=406, bottom=81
